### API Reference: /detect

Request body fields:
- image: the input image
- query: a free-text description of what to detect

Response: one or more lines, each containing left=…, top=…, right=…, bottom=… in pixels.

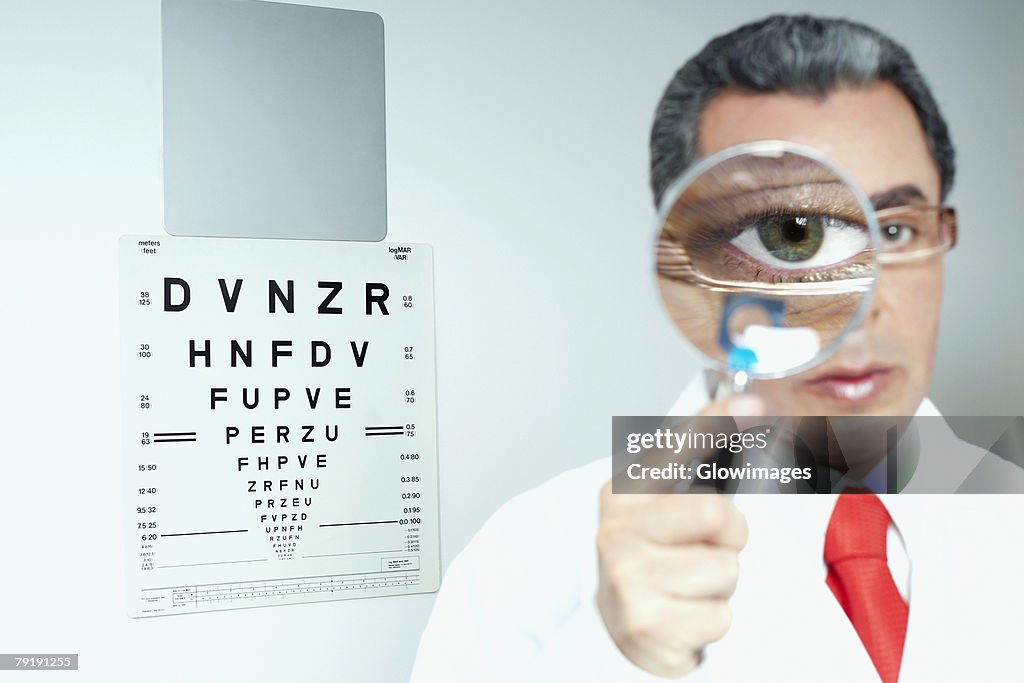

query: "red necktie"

left=823, top=494, right=909, bottom=683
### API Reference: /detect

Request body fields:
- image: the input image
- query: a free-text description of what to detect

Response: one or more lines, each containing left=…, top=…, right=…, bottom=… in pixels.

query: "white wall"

left=1, top=0, right=1021, bottom=681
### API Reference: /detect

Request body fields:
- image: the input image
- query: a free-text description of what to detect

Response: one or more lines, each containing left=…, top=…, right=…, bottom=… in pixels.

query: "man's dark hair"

left=650, top=14, right=955, bottom=207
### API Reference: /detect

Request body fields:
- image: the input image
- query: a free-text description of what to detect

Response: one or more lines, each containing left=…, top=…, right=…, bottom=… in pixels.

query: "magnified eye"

left=729, top=214, right=868, bottom=270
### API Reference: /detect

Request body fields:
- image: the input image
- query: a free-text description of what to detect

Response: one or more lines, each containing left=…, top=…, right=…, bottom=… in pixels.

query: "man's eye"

left=757, top=215, right=824, bottom=262
left=729, top=214, right=868, bottom=270
left=881, top=222, right=915, bottom=248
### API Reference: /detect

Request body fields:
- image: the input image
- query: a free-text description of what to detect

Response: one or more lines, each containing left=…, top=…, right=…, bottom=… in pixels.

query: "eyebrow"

left=869, top=184, right=928, bottom=210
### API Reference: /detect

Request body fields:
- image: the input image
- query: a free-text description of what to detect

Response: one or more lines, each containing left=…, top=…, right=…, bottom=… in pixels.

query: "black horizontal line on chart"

left=302, top=549, right=403, bottom=558
left=157, top=558, right=267, bottom=569
left=319, top=520, right=399, bottom=527
left=160, top=529, right=249, bottom=537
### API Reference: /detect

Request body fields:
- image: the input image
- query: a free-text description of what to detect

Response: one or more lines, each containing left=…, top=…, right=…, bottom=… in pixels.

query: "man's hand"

left=596, top=395, right=764, bottom=677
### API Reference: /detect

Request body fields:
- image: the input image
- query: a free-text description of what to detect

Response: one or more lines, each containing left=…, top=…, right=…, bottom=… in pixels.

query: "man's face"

left=695, top=82, right=944, bottom=415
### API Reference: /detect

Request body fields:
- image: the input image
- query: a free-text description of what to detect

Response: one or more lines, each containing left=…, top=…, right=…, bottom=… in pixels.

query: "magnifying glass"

left=654, top=141, right=881, bottom=397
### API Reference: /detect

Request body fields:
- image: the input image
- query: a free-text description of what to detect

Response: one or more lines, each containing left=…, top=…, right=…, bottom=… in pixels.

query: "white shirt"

left=411, top=384, right=1024, bottom=681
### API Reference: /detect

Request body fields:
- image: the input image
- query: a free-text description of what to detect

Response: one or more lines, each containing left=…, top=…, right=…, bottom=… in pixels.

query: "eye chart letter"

left=119, top=236, right=438, bottom=617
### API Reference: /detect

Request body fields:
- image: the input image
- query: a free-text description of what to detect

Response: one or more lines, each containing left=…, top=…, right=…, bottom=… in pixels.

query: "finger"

left=613, top=418, right=739, bottom=494
left=702, top=394, right=765, bottom=418
left=709, top=497, right=749, bottom=549
left=706, top=394, right=772, bottom=433
left=640, top=545, right=741, bottom=599
left=631, top=494, right=748, bottom=549
left=672, top=598, right=734, bottom=649
left=625, top=595, right=734, bottom=655
left=613, top=442, right=723, bottom=494
left=621, top=644, right=702, bottom=680
left=613, top=396, right=769, bottom=495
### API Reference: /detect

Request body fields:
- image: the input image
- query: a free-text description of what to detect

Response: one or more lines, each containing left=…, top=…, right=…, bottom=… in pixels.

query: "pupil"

left=782, top=219, right=808, bottom=243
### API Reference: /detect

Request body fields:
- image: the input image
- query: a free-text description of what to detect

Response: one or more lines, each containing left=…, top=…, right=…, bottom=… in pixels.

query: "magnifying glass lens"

left=655, top=144, right=880, bottom=378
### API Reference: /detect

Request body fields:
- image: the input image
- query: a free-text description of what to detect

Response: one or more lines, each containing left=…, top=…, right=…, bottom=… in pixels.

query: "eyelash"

left=661, top=208, right=871, bottom=283
left=684, top=206, right=867, bottom=244
left=717, top=250, right=870, bottom=283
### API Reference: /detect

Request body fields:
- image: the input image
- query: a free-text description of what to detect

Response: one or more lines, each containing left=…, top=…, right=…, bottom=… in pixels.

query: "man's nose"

left=863, top=265, right=897, bottom=328
left=826, top=268, right=894, bottom=363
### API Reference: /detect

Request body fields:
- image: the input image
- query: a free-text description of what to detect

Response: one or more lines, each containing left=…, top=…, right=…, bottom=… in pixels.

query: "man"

left=411, top=15, right=1023, bottom=681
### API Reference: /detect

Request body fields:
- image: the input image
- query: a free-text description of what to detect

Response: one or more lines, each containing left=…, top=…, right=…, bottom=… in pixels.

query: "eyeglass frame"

left=874, top=204, right=958, bottom=264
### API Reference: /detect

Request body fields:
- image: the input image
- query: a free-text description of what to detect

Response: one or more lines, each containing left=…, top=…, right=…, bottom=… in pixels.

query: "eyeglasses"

left=874, top=205, right=958, bottom=264
left=656, top=204, right=958, bottom=295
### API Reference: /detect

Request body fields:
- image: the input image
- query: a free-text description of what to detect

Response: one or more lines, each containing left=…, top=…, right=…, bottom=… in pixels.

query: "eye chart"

left=119, top=236, right=438, bottom=617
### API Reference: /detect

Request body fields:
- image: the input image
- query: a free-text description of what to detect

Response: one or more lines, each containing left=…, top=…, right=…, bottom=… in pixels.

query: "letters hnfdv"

left=161, top=276, right=389, bottom=370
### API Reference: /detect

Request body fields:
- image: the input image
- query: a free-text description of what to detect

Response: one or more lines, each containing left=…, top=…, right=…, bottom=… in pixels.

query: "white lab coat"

left=411, top=382, right=1024, bottom=681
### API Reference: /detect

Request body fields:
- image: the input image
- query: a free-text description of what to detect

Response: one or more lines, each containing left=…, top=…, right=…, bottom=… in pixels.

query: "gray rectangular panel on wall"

left=162, top=0, right=387, bottom=241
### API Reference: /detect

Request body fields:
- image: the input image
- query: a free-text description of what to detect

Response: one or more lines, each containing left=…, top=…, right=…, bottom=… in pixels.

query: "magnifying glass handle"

left=706, top=345, right=756, bottom=400
left=709, top=370, right=750, bottom=399
left=729, top=369, right=750, bottom=395
left=703, top=367, right=750, bottom=400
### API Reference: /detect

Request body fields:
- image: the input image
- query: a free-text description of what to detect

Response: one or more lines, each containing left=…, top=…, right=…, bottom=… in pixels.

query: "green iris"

left=755, top=215, right=824, bottom=262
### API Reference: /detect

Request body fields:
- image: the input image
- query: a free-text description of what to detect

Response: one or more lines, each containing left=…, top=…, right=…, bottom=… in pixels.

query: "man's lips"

left=802, top=367, right=896, bottom=404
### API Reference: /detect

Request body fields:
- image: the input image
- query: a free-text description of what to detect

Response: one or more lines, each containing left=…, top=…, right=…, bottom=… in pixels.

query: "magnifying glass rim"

left=651, top=139, right=882, bottom=380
